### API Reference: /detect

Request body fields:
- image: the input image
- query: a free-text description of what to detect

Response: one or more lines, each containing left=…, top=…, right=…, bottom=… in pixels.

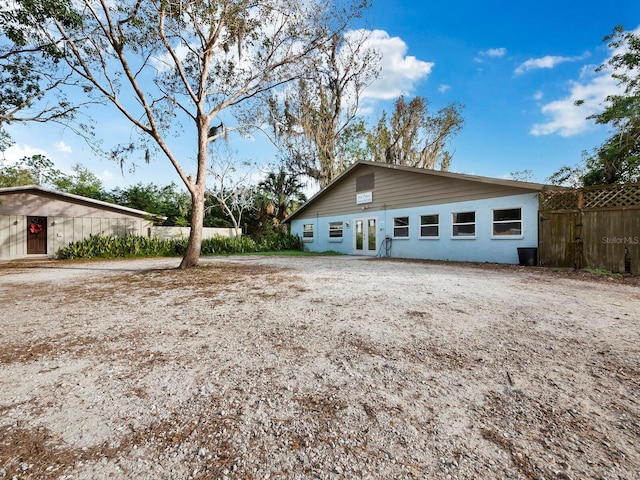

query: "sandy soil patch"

left=0, top=255, right=639, bottom=479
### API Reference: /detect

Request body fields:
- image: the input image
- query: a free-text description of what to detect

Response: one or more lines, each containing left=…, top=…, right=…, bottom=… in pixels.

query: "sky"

left=2, top=0, right=640, bottom=193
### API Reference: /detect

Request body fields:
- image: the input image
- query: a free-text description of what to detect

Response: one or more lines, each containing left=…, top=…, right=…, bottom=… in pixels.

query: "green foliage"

left=56, top=234, right=184, bottom=259
left=0, top=164, right=38, bottom=187
left=584, top=266, right=623, bottom=279
left=568, top=25, right=640, bottom=186
left=110, top=182, right=191, bottom=226
left=52, top=164, right=108, bottom=200
left=1, top=0, right=83, bottom=143
left=257, top=169, right=307, bottom=224
left=56, top=232, right=302, bottom=259
left=0, top=154, right=65, bottom=187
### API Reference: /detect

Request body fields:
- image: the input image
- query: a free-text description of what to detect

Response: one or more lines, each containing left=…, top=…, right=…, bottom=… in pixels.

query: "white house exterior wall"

left=290, top=192, right=539, bottom=264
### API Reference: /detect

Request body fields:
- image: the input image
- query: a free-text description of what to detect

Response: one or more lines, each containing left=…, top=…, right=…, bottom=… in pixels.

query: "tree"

left=366, top=96, right=464, bottom=170
left=267, top=29, right=379, bottom=188
left=0, top=163, right=37, bottom=187
left=110, top=182, right=191, bottom=226
left=0, top=0, right=88, bottom=144
left=207, top=155, right=256, bottom=237
left=576, top=25, right=640, bottom=185
left=22, top=0, right=367, bottom=268
left=258, top=168, right=307, bottom=224
left=509, top=169, right=534, bottom=182
left=0, top=154, right=66, bottom=187
left=52, top=164, right=107, bottom=200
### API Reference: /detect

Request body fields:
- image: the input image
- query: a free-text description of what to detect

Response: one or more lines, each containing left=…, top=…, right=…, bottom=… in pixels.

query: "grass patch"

left=583, top=266, right=623, bottom=278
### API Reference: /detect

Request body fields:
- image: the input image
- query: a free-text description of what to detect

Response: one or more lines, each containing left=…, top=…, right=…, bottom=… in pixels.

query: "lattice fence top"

left=583, top=184, right=640, bottom=208
left=540, top=183, right=640, bottom=211
left=539, top=189, right=580, bottom=211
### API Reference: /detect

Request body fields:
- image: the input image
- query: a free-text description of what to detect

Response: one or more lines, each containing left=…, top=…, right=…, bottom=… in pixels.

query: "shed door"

left=27, top=216, right=47, bottom=254
left=538, top=211, right=580, bottom=268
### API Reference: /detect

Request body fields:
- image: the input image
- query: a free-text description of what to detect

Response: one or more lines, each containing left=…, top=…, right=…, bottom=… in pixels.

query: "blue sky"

left=3, top=0, right=639, bottom=192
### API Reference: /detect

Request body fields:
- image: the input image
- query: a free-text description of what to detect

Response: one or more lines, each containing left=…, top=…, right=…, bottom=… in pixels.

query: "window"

left=452, top=211, right=475, bottom=237
left=393, top=216, right=409, bottom=238
left=493, top=208, right=522, bottom=236
left=420, top=214, right=439, bottom=238
left=303, top=223, right=314, bottom=242
left=329, top=221, right=343, bottom=240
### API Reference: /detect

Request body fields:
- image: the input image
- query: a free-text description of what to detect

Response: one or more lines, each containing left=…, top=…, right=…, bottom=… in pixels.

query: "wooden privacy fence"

left=538, top=183, right=640, bottom=273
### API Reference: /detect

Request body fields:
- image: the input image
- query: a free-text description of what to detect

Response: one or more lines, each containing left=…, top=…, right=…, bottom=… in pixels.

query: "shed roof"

left=285, top=161, right=548, bottom=222
left=0, top=185, right=162, bottom=220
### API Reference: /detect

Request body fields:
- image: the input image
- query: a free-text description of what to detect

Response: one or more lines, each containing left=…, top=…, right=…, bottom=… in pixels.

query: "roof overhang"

left=0, top=185, right=166, bottom=221
left=285, top=161, right=550, bottom=223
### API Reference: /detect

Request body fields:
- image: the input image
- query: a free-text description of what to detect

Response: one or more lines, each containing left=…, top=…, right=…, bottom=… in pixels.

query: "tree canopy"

left=0, top=0, right=85, bottom=145
left=581, top=26, right=640, bottom=185
left=366, top=96, right=464, bottom=171
left=267, top=29, right=380, bottom=187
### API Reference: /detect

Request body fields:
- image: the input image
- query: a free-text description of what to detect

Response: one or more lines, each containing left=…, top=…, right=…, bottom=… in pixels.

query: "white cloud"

left=514, top=53, right=589, bottom=75
left=533, top=90, right=543, bottom=100
left=482, top=48, right=507, bottom=58
left=55, top=141, right=72, bottom=154
left=438, top=84, right=451, bottom=93
left=530, top=73, right=619, bottom=137
left=528, top=26, right=640, bottom=137
left=1, top=144, right=49, bottom=166
left=474, top=47, right=507, bottom=63
left=360, top=30, right=434, bottom=101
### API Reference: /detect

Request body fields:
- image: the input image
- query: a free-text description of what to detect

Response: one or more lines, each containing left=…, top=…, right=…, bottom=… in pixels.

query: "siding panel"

left=295, top=165, right=540, bottom=220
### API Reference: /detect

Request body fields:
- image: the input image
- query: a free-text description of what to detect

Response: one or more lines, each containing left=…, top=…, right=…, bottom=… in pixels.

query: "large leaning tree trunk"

left=18, top=0, right=369, bottom=268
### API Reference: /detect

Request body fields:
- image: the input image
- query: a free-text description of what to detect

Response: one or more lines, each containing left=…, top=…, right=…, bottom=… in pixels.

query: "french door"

left=354, top=217, right=377, bottom=255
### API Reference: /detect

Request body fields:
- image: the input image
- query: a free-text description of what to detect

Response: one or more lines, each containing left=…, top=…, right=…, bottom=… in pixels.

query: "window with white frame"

left=303, top=223, right=314, bottom=242
left=329, top=221, right=343, bottom=240
left=492, top=208, right=522, bottom=236
left=393, top=216, right=409, bottom=238
left=452, top=211, right=475, bottom=237
left=420, top=214, right=439, bottom=238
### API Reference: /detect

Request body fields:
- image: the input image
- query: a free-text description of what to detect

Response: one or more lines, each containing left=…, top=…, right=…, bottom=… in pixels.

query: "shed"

left=286, top=161, right=546, bottom=264
left=0, top=185, right=157, bottom=261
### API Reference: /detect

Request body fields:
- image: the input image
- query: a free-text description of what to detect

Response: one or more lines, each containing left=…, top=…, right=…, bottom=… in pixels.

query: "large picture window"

left=493, top=208, right=522, bottom=236
left=420, top=214, right=439, bottom=238
left=452, top=211, right=475, bottom=237
left=303, top=223, right=314, bottom=242
left=393, top=216, right=409, bottom=238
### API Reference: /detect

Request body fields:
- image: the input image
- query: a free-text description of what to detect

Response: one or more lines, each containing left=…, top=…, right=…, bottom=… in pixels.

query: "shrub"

left=56, top=232, right=302, bottom=259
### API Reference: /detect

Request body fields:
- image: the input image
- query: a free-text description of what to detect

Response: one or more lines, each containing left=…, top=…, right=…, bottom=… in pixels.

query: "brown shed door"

left=27, top=216, right=47, bottom=254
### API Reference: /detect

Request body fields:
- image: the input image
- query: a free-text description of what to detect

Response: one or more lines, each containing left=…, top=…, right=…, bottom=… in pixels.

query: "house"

left=286, top=161, right=546, bottom=264
left=0, top=185, right=157, bottom=261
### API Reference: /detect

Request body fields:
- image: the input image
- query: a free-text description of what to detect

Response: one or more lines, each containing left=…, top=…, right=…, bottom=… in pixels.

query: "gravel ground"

left=0, top=255, right=639, bottom=480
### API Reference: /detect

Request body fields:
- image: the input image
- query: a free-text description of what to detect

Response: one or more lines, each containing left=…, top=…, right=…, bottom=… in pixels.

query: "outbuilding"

left=0, top=185, right=156, bottom=261
left=286, top=161, right=546, bottom=264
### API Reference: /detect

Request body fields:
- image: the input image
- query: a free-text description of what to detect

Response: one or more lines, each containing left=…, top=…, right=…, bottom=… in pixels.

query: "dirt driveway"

left=0, top=256, right=639, bottom=479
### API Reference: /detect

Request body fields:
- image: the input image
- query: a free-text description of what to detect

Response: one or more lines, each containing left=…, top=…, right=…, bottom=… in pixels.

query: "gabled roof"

left=285, top=160, right=548, bottom=222
left=0, top=185, right=162, bottom=219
